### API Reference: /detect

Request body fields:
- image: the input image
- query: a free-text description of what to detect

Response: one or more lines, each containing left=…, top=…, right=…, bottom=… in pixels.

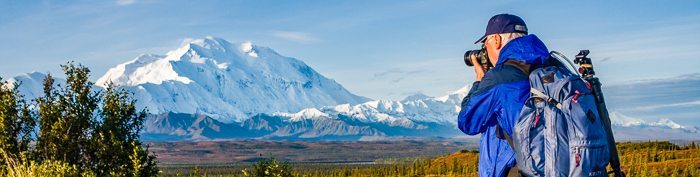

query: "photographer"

left=457, top=14, right=550, bottom=177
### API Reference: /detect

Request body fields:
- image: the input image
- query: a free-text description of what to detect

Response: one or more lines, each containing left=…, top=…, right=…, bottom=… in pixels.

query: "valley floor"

left=148, top=139, right=478, bottom=165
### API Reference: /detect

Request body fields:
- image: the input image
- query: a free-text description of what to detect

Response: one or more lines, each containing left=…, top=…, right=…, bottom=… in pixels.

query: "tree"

left=35, top=73, right=61, bottom=163
left=0, top=78, right=35, bottom=162
left=35, top=62, right=100, bottom=170
left=91, top=82, right=157, bottom=176
left=30, top=62, right=157, bottom=176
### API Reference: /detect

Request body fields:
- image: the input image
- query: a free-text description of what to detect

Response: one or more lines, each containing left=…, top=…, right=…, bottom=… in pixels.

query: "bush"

left=1, top=149, right=94, bottom=177
left=242, top=155, right=293, bottom=177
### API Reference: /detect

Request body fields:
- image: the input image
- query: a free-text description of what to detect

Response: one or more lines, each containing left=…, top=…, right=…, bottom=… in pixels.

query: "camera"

left=463, top=45, right=492, bottom=70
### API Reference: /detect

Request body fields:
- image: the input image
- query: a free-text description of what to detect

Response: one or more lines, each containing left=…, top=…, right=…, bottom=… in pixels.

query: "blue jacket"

left=458, top=34, right=549, bottom=177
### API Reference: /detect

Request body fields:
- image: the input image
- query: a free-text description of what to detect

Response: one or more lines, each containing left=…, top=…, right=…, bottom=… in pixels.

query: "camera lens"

left=464, top=50, right=477, bottom=66
left=463, top=46, right=493, bottom=73
left=463, top=48, right=490, bottom=67
left=464, top=49, right=487, bottom=67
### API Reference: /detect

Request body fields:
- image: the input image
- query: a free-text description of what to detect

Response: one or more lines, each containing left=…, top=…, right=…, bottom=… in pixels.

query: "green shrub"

left=242, top=156, right=293, bottom=177
left=1, top=150, right=94, bottom=177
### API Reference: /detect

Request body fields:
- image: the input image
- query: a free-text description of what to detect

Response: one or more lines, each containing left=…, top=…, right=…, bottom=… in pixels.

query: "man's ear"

left=493, top=34, right=502, bottom=50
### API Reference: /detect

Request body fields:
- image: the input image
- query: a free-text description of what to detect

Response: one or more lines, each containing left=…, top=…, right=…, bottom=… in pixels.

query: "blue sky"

left=1, top=0, right=699, bottom=100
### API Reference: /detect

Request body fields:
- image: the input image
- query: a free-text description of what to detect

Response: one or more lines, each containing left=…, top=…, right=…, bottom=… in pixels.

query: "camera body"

left=463, top=46, right=493, bottom=71
left=574, top=50, right=595, bottom=77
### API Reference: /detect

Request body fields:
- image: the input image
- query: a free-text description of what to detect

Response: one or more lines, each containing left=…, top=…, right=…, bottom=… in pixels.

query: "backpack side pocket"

left=514, top=98, right=546, bottom=176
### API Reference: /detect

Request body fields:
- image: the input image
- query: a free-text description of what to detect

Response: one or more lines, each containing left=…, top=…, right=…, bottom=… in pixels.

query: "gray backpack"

left=512, top=54, right=611, bottom=177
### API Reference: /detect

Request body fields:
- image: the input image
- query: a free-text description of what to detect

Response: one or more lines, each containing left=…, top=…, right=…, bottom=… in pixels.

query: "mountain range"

left=6, top=36, right=699, bottom=141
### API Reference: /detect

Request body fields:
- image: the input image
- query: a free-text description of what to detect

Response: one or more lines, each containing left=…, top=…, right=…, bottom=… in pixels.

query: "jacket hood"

left=496, top=34, right=549, bottom=66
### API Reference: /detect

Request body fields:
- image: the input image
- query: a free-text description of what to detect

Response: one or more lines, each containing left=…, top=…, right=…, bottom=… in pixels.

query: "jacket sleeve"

left=457, top=62, right=531, bottom=136
left=457, top=80, right=500, bottom=135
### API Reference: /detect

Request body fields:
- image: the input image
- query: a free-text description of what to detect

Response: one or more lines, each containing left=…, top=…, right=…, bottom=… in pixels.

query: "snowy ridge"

left=96, top=54, right=192, bottom=86
left=95, top=36, right=370, bottom=122
left=274, top=108, right=330, bottom=121
left=610, top=112, right=700, bottom=133
left=274, top=85, right=470, bottom=125
left=330, top=85, right=467, bottom=124
left=6, top=72, right=66, bottom=100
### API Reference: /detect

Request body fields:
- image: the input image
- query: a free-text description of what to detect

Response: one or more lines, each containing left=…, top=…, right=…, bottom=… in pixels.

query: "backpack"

left=511, top=54, right=612, bottom=177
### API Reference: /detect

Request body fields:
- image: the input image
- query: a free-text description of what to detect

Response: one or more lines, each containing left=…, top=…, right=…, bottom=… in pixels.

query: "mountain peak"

left=185, top=36, right=230, bottom=53
left=188, top=37, right=260, bottom=58
left=97, top=37, right=263, bottom=87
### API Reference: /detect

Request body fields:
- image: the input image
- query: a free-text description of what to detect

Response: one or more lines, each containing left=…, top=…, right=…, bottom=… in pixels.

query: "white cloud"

left=116, top=0, right=136, bottom=6
left=270, top=30, right=321, bottom=44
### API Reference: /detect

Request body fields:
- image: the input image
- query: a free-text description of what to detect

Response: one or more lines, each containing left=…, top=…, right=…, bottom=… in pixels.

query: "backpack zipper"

left=574, top=146, right=581, bottom=167
left=532, top=108, right=541, bottom=128
left=572, top=90, right=582, bottom=103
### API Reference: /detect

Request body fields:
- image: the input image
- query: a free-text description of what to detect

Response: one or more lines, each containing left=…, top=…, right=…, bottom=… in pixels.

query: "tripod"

left=574, top=50, right=625, bottom=177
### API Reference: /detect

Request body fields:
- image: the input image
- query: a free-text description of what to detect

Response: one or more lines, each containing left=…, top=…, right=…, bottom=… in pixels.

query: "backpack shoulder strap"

left=530, top=88, right=562, bottom=109
left=503, top=59, right=531, bottom=74
left=495, top=124, right=516, bottom=149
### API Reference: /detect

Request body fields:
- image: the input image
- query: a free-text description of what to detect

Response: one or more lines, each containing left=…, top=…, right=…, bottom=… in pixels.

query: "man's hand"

left=471, top=56, right=486, bottom=81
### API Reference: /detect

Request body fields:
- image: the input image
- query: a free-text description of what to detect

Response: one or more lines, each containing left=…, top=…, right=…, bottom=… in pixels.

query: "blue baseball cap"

left=474, top=14, right=528, bottom=44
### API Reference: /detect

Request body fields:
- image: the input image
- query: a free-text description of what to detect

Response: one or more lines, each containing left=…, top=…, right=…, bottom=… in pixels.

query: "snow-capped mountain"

left=96, top=37, right=369, bottom=122
left=609, top=112, right=700, bottom=140
left=610, top=112, right=699, bottom=133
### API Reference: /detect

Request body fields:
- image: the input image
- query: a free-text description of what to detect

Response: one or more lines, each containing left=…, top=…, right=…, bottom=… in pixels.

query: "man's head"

left=475, top=14, right=528, bottom=64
